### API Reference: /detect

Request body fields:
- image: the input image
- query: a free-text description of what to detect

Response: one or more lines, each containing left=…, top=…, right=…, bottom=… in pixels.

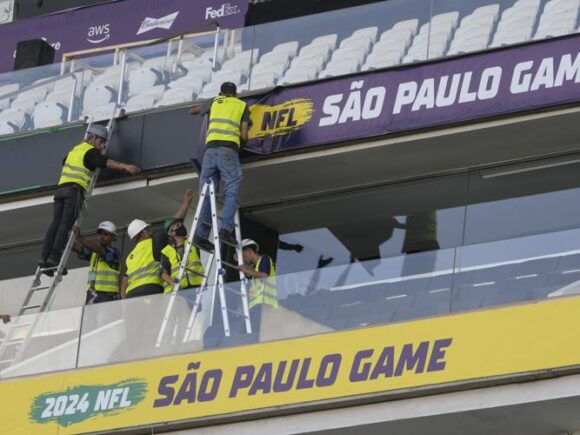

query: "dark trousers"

left=85, top=290, right=120, bottom=305
left=126, top=283, right=164, bottom=298
left=41, top=184, right=84, bottom=262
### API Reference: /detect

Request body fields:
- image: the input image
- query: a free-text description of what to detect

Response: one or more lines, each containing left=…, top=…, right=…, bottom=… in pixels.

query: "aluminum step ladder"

left=155, top=180, right=252, bottom=347
left=0, top=110, right=124, bottom=370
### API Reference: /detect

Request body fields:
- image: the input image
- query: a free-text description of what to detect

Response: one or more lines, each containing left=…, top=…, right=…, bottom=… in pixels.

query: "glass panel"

left=77, top=287, right=214, bottom=366
left=454, top=159, right=580, bottom=311
left=246, top=0, right=432, bottom=90
left=431, top=0, right=580, bottom=61
left=0, top=60, right=76, bottom=136
left=0, top=239, right=92, bottom=312
left=0, top=306, right=83, bottom=379
left=248, top=174, right=468, bottom=275
left=135, top=30, right=223, bottom=112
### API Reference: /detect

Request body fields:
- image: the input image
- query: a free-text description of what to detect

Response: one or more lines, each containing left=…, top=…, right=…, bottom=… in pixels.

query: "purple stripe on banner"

left=0, top=0, right=248, bottom=73
left=242, top=35, right=580, bottom=155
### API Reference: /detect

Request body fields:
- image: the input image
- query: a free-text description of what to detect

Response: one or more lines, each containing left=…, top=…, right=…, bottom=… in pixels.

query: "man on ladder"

left=38, top=124, right=140, bottom=274
left=189, top=81, right=251, bottom=251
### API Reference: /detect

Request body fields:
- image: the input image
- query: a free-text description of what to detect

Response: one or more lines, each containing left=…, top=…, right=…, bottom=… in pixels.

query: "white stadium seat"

left=127, top=66, right=164, bottom=97
left=0, top=108, right=27, bottom=134
left=33, top=101, right=68, bottom=128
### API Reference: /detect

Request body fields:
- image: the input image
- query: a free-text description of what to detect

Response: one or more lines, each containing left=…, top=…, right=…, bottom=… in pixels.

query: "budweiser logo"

left=136, top=11, right=179, bottom=35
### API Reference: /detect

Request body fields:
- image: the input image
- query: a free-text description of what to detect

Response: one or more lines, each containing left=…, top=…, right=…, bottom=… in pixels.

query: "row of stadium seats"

left=0, top=0, right=578, bottom=133
left=280, top=252, right=580, bottom=331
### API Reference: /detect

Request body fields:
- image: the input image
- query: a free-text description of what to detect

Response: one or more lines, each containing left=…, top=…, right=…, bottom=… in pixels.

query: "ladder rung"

left=224, top=286, right=243, bottom=295
left=226, top=308, right=248, bottom=319
left=21, top=304, right=41, bottom=311
left=5, top=339, right=25, bottom=346
left=221, top=261, right=239, bottom=270
left=10, top=322, right=32, bottom=329
left=220, top=239, right=238, bottom=248
left=39, top=266, right=59, bottom=272
left=31, top=286, right=50, bottom=291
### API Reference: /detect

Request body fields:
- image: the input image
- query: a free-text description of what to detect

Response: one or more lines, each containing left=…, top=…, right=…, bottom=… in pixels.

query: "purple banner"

left=0, top=0, right=248, bottom=73
left=244, top=34, right=580, bottom=154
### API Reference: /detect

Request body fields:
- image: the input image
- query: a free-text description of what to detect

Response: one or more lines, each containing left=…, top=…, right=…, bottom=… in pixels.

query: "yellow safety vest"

left=161, top=244, right=204, bottom=293
left=249, top=256, right=278, bottom=309
left=206, top=96, right=246, bottom=147
left=58, top=142, right=94, bottom=191
left=125, top=238, right=163, bottom=294
left=87, top=251, right=120, bottom=293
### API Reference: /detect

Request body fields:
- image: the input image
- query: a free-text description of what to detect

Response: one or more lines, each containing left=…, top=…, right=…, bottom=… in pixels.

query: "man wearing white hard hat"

left=73, top=221, right=121, bottom=304
left=238, top=239, right=278, bottom=332
left=121, top=190, right=194, bottom=299
left=39, top=124, right=140, bottom=275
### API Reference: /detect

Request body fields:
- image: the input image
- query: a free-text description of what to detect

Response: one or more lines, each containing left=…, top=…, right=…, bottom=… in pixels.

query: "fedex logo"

left=205, top=3, right=240, bottom=20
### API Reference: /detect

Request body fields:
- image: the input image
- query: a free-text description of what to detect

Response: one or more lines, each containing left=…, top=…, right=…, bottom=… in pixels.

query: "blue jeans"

left=197, top=147, right=242, bottom=239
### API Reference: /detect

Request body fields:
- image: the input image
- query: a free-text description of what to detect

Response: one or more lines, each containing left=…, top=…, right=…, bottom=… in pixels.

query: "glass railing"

left=3, top=228, right=580, bottom=379
left=1, top=0, right=579, bottom=137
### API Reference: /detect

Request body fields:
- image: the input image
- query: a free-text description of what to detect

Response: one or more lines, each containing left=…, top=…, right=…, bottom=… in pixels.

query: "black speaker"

left=13, top=39, right=55, bottom=71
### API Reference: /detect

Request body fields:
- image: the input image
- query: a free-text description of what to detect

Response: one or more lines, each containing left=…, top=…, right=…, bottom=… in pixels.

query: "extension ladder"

left=0, top=109, right=123, bottom=370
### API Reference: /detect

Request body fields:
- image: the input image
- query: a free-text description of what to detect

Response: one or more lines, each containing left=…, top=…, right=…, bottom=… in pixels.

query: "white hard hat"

left=97, top=220, right=117, bottom=236
left=241, top=239, right=259, bottom=251
left=127, top=219, right=150, bottom=240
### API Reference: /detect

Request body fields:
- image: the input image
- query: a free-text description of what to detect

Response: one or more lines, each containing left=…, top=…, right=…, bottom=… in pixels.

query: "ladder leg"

left=209, top=181, right=231, bottom=337
left=155, top=183, right=210, bottom=347
left=234, top=211, right=252, bottom=334
left=3, top=110, right=123, bottom=367
left=182, top=252, right=214, bottom=343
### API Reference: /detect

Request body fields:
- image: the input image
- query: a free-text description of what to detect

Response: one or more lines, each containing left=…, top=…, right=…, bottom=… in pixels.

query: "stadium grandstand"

left=1, top=0, right=580, bottom=433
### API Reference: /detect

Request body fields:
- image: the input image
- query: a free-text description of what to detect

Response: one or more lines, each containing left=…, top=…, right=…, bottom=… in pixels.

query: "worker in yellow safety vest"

left=188, top=82, right=251, bottom=252
left=39, top=124, right=140, bottom=275
left=73, top=221, right=121, bottom=304
left=238, top=239, right=277, bottom=332
left=121, top=189, right=194, bottom=299
left=160, top=218, right=204, bottom=293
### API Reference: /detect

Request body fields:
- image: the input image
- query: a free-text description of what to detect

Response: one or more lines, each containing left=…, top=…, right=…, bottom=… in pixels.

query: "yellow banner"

left=2, top=296, right=580, bottom=434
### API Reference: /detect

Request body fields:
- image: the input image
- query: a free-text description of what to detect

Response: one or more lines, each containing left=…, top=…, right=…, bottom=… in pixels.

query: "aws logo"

left=249, top=98, right=314, bottom=139
left=87, top=24, right=111, bottom=44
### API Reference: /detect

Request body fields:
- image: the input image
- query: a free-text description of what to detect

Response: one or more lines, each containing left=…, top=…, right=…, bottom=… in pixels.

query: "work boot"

left=193, top=235, right=214, bottom=252
left=219, top=229, right=237, bottom=246
left=45, top=258, right=68, bottom=276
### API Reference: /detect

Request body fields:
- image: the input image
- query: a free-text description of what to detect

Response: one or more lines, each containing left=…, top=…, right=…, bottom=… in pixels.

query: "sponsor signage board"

left=14, top=0, right=120, bottom=20
left=0, top=0, right=248, bottom=73
left=242, top=34, right=580, bottom=154
left=1, top=296, right=580, bottom=434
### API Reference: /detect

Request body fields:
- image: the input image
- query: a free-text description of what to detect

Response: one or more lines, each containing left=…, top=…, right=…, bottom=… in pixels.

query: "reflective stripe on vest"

left=126, top=238, right=163, bottom=293
left=87, top=251, right=120, bottom=293
left=249, top=256, right=278, bottom=309
left=206, top=96, right=246, bottom=147
left=58, top=142, right=94, bottom=190
left=161, top=244, right=204, bottom=293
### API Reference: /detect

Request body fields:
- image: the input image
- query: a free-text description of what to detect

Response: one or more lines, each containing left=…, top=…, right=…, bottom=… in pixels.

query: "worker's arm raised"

left=106, top=159, right=141, bottom=175
left=73, top=227, right=105, bottom=255
left=173, top=188, right=194, bottom=221
left=120, top=276, right=128, bottom=299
